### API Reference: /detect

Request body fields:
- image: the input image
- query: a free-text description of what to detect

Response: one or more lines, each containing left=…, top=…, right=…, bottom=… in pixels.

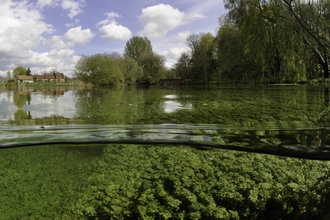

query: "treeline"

left=176, top=0, right=330, bottom=84
left=74, top=37, right=176, bottom=85
left=75, top=0, right=330, bottom=85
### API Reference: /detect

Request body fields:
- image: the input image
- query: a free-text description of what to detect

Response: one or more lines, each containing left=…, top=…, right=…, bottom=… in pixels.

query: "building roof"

left=16, top=75, right=34, bottom=80
left=44, top=74, right=55, bottom=79
left=35, top=75, right=46, bottom=79
left=54, top=72, right=65, bottom=79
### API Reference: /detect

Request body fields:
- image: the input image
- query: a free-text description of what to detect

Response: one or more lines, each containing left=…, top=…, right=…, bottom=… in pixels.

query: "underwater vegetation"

left=1, top=144, right=329, bottom=219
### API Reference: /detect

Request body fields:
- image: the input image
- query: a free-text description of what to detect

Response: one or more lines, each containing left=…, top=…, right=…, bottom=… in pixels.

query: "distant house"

left=44, top=74, right=56, bottom=82
left=54, top=72, right=65, bottom=82
left=16, top=75, right=34, bottom=83
left=16, top=72, right=66, bottom=83
left=35, top=75, right=46, bottom=82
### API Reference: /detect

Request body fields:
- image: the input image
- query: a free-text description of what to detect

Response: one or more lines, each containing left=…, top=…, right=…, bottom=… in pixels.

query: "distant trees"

left=171, top=0, right=330, bottom=84
left=74, top=36, right=167, bottom=86
left=175, top=33, right=217, bottom=82
left=13, top=66, right=28, bottom=77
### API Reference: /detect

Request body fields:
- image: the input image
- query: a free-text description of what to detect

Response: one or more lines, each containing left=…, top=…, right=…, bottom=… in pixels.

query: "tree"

left=223, top=0, right=327, bottom=82
left=118, top=57, right=143, bottom=85
left=124, top=36, right=153, bottom=66
left=198, top=33, right=217, bottom=82
left=74, top=53, right=124, bottom=85
left=124, top=37, right=166, bottom=84
left=177, top=33, right=217, bottom=82
left=139, top=52, right=166, bottom=84
left=216, top=23, right=259, bottom=83
left=6, top=71, right=11, bottom=79
left=287, top=0, right=330, bottom=79
left=175, top=52, right=191, bottom=80
left=26, top=68, right=31, bottom=76
left=13, top=66, right=27, bottom=77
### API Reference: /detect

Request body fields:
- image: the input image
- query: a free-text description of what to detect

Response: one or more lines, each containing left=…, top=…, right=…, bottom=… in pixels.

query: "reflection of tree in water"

left=13, top=91, right=31, bottom=122
left=14, top=110, right=32, bottom=122
left=11, top=89, right=68, bottom=125
left=13, top=91, right=31, bottom=109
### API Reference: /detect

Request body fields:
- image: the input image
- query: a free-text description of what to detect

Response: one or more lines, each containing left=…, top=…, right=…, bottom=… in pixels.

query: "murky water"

left=1, top=85, right=330, bottom=219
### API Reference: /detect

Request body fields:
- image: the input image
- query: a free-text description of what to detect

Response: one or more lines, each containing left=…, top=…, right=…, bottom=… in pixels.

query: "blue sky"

left=0, top=0, right=226, bottom=77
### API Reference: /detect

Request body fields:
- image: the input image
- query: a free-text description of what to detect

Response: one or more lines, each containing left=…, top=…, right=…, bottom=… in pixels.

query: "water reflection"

left=0, top=89, right=75, bottom=124
left=163, top=94, right=192, bottom=113
left=1, top=85, right=330, bottom=128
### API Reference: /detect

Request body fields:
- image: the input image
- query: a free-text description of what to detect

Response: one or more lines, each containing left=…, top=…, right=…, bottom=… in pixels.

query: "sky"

left=0, top=0, right=226, bottom=77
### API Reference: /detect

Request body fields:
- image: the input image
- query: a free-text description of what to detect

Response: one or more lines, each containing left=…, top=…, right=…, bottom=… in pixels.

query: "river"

left=1, top=84, right=330, bottom=219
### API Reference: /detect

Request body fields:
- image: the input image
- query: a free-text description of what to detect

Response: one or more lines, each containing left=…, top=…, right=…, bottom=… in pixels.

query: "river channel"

left=1, top=84, right=330, bottom=219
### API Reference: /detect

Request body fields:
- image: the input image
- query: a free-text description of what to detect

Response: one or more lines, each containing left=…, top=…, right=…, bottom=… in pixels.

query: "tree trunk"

left=323, top=57, right=329, bottom=79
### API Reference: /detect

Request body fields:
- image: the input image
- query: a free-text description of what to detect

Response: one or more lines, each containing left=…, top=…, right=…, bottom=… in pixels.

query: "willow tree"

left=224, top=0, right=307, bottom=83
left=216, top=23, right=260, bottom=83
left=281, top=0, right=330, bottom=79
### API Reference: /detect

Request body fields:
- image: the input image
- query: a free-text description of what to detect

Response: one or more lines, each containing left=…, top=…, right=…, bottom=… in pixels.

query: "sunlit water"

left=1, top=85, right=330, bottom=219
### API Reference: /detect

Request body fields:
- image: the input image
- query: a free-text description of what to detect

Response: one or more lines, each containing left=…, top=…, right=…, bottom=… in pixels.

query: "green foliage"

left=13, top=66, right=27, bottom=76
left=139, top=52, right=166, bottom=84
left=118, top=57, right=143, bottom=85
left=124, top=36, right=166, bottom=84
left=124, top=36, right=153, bottom=65
left=180, top=33, right=218, bottom=82
left=0, top=145, right=98, bottom=219
left=216, top=24, right=260, bottom=83
left=70, top=145, right=330, bottom=219
left=175, top=52, right=191, bottom=80
left=222, top=0, right=328, bottom=82
left=74, top=53, right=124, bottom=86
left=26, top=68, right=31, bottom=76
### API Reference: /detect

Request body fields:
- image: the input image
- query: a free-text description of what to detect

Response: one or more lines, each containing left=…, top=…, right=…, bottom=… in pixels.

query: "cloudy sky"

left=0, top=0, right=226, bottom=77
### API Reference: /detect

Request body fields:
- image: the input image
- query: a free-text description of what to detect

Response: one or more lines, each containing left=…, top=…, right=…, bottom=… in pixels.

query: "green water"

left=1, top=85, right=330, bottom=219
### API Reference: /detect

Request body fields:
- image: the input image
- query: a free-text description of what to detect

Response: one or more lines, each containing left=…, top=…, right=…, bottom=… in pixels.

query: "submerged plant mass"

left=1, top=144, right=328, bottom=219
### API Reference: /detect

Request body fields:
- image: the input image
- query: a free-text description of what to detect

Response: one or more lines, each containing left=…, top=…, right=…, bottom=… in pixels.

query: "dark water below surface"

left=1, top=85, right=330, bottom=219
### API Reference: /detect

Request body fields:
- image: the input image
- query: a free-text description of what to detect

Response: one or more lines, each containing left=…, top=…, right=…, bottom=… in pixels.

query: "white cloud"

left=0, top=1, right=94, bottom=77
left=48, top=48, right=75, bottom=58
left=43, top=35, right=73, bottom=49
left=163, top=47, right=188, bottom=60
left=185, top=12, right=207, bottom=22
left=161, top=47, right=189, bottom=68
left=37, top=0, right=84, bottom=19
left=0, top=1, right=54, bottom=70
left=176, top=31, right=191, bottom=43
left=97, top=12, right=131, bottom=41
left=97, top=12, right=121, bottom=26
left=65, top=18, right=80, bottom=27
left=63, top=26, right=94, bottom=44
left=61, top=0, right=85, bottom=19
left=106, top=12, right=120, bottom=19
left=37, top=0, right=58, bottom=8
left=99, top=21, right=132, bottom=41
left=139, top=4, right=185, bottom=38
